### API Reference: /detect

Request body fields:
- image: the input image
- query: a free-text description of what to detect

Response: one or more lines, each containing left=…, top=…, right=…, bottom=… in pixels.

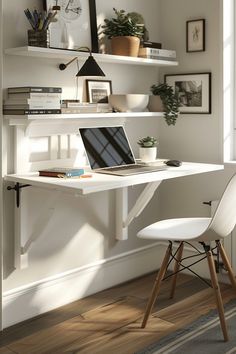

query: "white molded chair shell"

left=209, top=173, right=236, bottom=238
left=138, top=173, right=236, bottom=243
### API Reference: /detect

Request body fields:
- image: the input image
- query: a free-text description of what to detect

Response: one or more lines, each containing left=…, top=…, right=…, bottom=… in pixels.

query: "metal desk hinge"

left=7, top=182, right=31, bottom=208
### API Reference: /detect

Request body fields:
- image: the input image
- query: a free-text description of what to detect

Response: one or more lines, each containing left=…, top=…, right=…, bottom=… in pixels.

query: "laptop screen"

left=79, top=126, right=135, bottom=169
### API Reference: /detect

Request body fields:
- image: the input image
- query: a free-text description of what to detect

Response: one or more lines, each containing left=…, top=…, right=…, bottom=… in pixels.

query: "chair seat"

left=137, top=217, right=212, bottom=241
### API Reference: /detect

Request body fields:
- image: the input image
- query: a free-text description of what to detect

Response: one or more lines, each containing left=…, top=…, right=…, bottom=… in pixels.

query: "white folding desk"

left=5, top=162, right=224, bottom=268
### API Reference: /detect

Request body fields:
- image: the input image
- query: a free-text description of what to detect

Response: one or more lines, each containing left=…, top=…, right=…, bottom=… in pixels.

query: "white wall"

left=2, top=0, right=165, bottom=327
left=158, top=0, right=236, bottom=221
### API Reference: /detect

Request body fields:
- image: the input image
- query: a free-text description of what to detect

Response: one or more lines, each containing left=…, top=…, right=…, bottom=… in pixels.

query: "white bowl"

left=108, top=94, right=149, bottom=112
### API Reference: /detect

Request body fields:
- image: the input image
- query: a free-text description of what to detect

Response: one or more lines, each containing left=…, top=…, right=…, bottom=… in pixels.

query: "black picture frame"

left=186, top=19, right=205, bottom=53
left=43, top=0, right=98, bottom=52
left=165, top=72, right=211, bottom=114
left=86, top=79, right=112, bottom=103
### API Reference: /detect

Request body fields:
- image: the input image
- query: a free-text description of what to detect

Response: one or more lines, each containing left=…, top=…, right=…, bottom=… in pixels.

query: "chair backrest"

left=209, top=173, right=236, bottom=238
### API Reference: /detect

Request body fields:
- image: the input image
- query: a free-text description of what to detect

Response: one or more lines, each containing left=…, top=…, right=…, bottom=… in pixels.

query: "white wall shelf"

left=5, top=46, right=179, bottom=67
left=5, top=112, right=163, bottom=126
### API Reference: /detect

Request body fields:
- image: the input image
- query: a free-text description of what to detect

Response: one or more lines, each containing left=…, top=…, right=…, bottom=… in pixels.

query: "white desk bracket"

left=8, top=183, right=60, bottom=269
left=116, top=181, right=162, bottom=240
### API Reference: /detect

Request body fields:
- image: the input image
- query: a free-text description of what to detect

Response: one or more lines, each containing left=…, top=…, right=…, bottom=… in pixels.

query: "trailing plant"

left=137, top=136, right=157, bottom=148
left=150, top=83, right=180, bottom=126
left=101, top=8, right=144, bottom=39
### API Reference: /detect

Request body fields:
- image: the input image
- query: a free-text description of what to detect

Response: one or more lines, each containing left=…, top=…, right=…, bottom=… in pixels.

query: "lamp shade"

left=76, top=55, right=105, bottom=77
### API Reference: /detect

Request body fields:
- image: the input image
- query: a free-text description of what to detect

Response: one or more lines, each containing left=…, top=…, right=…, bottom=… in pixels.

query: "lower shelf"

left=5, top=111, right=163, bottom=126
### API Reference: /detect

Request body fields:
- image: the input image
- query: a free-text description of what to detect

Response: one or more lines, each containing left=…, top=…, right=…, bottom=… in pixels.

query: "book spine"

left=8, top=87, right=62, bottom=94
left=138, top=48, right=176, bottom=58
left=61, top=107, right=97, bottom=114
left=3, top=109, right=61, bottom=115
left=139, top=55, right=177, bottom=61
left=8, top=92, right=62, bottom=99
left=4, top=103, right=61, bottom=109
left=4, top=99, right=61, bottom=105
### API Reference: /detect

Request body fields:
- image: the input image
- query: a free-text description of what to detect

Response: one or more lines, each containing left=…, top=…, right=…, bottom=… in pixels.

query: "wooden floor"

left=0, top=272, right=235, bottom=354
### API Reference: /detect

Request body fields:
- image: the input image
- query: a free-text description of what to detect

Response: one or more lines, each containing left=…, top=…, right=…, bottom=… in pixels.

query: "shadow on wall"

left=3, top=187, right=116, bottom=279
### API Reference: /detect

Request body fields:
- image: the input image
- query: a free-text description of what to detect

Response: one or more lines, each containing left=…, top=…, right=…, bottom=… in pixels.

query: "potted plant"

left=101, top=8, right=144, bottom=57
left=148, top=83, right=180, bottom=126
left=137, top=136, right=158, bottom=162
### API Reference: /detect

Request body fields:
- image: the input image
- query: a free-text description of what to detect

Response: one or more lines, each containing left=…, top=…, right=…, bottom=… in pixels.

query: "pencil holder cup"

left=28, top=29, right=50, bottom=48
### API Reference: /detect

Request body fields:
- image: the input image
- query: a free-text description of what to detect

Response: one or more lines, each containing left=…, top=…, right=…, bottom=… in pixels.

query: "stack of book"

left=61, top=101, right=97, bottom=114
left=38, top=167, right=85, bottom=178
left=3, top=86, right=62, bottom=115
left=138, top=48, right=176, bottom=61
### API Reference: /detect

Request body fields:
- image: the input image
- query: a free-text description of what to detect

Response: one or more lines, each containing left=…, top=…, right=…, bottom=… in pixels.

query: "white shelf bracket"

left=116, top=181, right=162, bottom=240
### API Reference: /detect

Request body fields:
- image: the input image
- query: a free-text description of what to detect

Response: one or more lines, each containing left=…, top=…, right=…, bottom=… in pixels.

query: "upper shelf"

left=5, top=46, right=179, bottom=67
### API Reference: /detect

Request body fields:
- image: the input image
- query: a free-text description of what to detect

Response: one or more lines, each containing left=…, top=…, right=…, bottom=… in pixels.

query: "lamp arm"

left=59, top=47, right=92, bottom=71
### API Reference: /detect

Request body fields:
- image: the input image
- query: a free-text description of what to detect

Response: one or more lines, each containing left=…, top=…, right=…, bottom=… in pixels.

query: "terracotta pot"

left=111, top=36, right=140, bottom=57
left=148, top=95, right=164, bottom=112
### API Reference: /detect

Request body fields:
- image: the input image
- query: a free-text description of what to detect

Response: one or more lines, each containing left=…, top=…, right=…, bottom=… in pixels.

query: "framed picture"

left=44, top=0, right=98, bottom=52
left=86, top=80, right=112, bottom=103
left=165, top=73, right=211, bottom=114
left=186, top=19, right=205, bottom=52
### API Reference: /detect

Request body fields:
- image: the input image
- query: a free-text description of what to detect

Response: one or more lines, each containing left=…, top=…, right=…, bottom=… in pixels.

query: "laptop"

left=79, top=126, right=168, bottom=176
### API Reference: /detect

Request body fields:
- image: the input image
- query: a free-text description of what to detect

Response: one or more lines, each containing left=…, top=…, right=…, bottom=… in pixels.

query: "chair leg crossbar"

left=141, top=240, right=236, bottom=342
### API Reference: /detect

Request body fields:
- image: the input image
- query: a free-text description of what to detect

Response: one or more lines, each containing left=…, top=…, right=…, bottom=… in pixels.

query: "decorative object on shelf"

left=186, top=19, right=205, bottom=52
left=86, top=79, right=112, bottom=103
left=150, top=83, right=180, bottom=125
left=108, top=94, right=149, bottom=112
left=58, top=46, right=105, bottom=76
left=28, top=29, right=50, bottom=48
left=101, top=8, right=144, bottom=56
left=44, top=0, right=98, bottom=52
left=147, top=95, right=164, bottom=112
left=137, top=136, right=158, bottom=162
left=24, top=8, right=56, bottom=47
left=165, top=72, right=211, bottom=114
left=141, top=41, right=162, bottom=49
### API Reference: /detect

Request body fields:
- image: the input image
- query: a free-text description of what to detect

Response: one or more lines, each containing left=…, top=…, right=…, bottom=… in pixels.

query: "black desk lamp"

left=59, top=47, right=105, bottom=77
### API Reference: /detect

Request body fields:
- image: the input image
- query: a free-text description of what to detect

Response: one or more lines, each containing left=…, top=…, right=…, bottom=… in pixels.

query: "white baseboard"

left=3, top=241, right=221, bottom=329
left=3, top=242, right=164, bottom=329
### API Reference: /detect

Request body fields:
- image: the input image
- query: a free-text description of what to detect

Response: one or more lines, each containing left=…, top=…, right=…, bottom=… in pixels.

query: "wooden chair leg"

left=217, top=241, right=236, bottom=291
left=169, top=242, right=184, bottom=299
left=141, top=243, right=172, bottom=328
left=206, top=249, right=229, bottom=341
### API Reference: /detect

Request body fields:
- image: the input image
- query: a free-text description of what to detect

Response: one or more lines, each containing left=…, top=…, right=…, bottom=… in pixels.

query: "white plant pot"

left=139, top=147, right=157, bottom=162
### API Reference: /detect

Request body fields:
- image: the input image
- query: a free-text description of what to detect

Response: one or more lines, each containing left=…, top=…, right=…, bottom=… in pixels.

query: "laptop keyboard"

left=104, top=164, right=146, bottom=172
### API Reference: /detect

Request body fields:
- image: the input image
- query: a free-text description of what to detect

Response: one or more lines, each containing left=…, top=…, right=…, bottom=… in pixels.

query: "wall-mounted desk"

left=5, top=162, right=223, bottom=269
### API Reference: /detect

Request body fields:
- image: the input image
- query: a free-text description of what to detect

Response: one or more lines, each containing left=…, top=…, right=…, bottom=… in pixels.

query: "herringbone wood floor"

left=0, top=272, right=235, bottom=354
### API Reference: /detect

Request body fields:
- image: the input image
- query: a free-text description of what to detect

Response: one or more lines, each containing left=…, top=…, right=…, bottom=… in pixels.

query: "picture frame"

left=86, top=80, right=112, bottom=103
left=165, top=72, right=211, bottom=114
left=186, top=19, right=205, bottom=52
left=44, top=0, right=98, bottom=52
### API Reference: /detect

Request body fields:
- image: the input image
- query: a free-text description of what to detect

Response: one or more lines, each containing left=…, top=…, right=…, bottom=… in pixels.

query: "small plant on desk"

left=137, top=136, right=158, bottom=162
left=137, top=136, right=157, bottom=148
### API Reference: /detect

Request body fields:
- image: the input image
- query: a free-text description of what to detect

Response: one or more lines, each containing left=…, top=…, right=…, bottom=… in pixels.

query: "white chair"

left=137, top=173, right=236, bottom=341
